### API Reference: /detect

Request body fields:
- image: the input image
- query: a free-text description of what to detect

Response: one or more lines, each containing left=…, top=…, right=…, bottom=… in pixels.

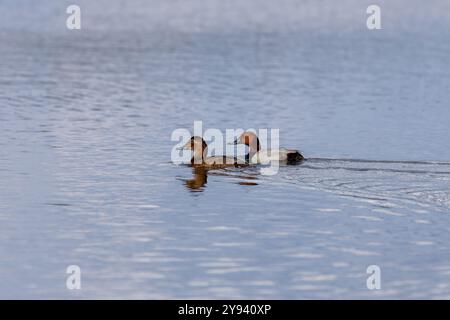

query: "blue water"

left=1, top=0, right=450, bottom=299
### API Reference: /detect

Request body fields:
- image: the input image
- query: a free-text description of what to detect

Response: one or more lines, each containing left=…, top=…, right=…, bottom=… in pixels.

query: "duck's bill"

left=177, top=141, right=192, bottom=150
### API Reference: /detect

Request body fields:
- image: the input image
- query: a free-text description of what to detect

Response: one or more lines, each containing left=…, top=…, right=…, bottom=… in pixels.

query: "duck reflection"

left=185, top=167, right=208, bottom=191
left=183, top=167, right=259, bottom=192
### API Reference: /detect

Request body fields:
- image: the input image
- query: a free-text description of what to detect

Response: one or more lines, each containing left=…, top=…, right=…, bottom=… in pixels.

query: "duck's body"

left=192, top=155, right=247, bottom=169
left=248, top=148, right=304, bottom=164
left=235, top=132, right=304, bottom=164
left=182, top=136, right=248, bottom=169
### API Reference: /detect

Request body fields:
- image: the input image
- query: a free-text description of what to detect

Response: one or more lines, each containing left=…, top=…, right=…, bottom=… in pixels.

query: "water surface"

left=1, top=0, right=450, bottom=298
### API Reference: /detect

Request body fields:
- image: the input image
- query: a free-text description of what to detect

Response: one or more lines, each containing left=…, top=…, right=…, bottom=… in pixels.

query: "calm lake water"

left=1, top=0, right=450, bottom=299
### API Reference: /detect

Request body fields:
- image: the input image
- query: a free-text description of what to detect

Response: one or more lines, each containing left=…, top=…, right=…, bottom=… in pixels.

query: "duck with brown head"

left=180, top=136, right=248, bottom=169
left=233, top=131, right=304, bottom=164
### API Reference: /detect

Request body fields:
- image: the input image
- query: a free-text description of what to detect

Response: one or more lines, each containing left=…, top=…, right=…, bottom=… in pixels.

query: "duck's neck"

left=247, top=139, right=261, bottom=161
left=191, top=147, right=208, bottom=164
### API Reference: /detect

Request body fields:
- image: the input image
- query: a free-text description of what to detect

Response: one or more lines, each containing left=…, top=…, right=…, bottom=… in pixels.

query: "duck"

left=232, top=131, right=304, bottom=164
left=179, top=136, right=248, bottom=169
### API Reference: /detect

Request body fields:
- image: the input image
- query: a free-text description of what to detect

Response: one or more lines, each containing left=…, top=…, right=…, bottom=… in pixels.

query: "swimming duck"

left=180, top=136, right=247, bottom=168
left=233, top=131, right=304, bottom=164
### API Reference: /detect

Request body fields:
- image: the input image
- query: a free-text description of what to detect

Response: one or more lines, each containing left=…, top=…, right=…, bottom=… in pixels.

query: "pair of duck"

left=180, top=131, right=304, bottom=169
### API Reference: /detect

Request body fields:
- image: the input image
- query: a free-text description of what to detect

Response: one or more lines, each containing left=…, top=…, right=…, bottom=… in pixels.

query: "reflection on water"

left=181, top=158, right=450, bottom=212
left=184, top=167, right=208, bottom=191
left=2, top=0, right=450, bottom=299
left=182, top=166, right=260, bottom=192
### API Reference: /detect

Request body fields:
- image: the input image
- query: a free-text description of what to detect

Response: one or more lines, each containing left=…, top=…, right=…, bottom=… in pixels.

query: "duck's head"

left=232, top=131, right=260, bottom=151
left=180, top=136, right=208, bottom=155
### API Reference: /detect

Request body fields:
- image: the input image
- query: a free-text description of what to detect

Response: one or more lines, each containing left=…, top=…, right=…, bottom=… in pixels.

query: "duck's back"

left=194, top=156, right=247, bottom=168
left=251, top=148, right=304, bottom=164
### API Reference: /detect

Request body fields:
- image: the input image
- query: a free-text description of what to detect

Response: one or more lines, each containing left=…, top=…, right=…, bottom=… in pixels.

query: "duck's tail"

left=286, top=150, right=304, bottom=164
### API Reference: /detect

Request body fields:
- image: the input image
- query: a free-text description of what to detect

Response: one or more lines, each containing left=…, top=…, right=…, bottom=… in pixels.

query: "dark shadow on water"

left=238, top=181, right=258, bottom=186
